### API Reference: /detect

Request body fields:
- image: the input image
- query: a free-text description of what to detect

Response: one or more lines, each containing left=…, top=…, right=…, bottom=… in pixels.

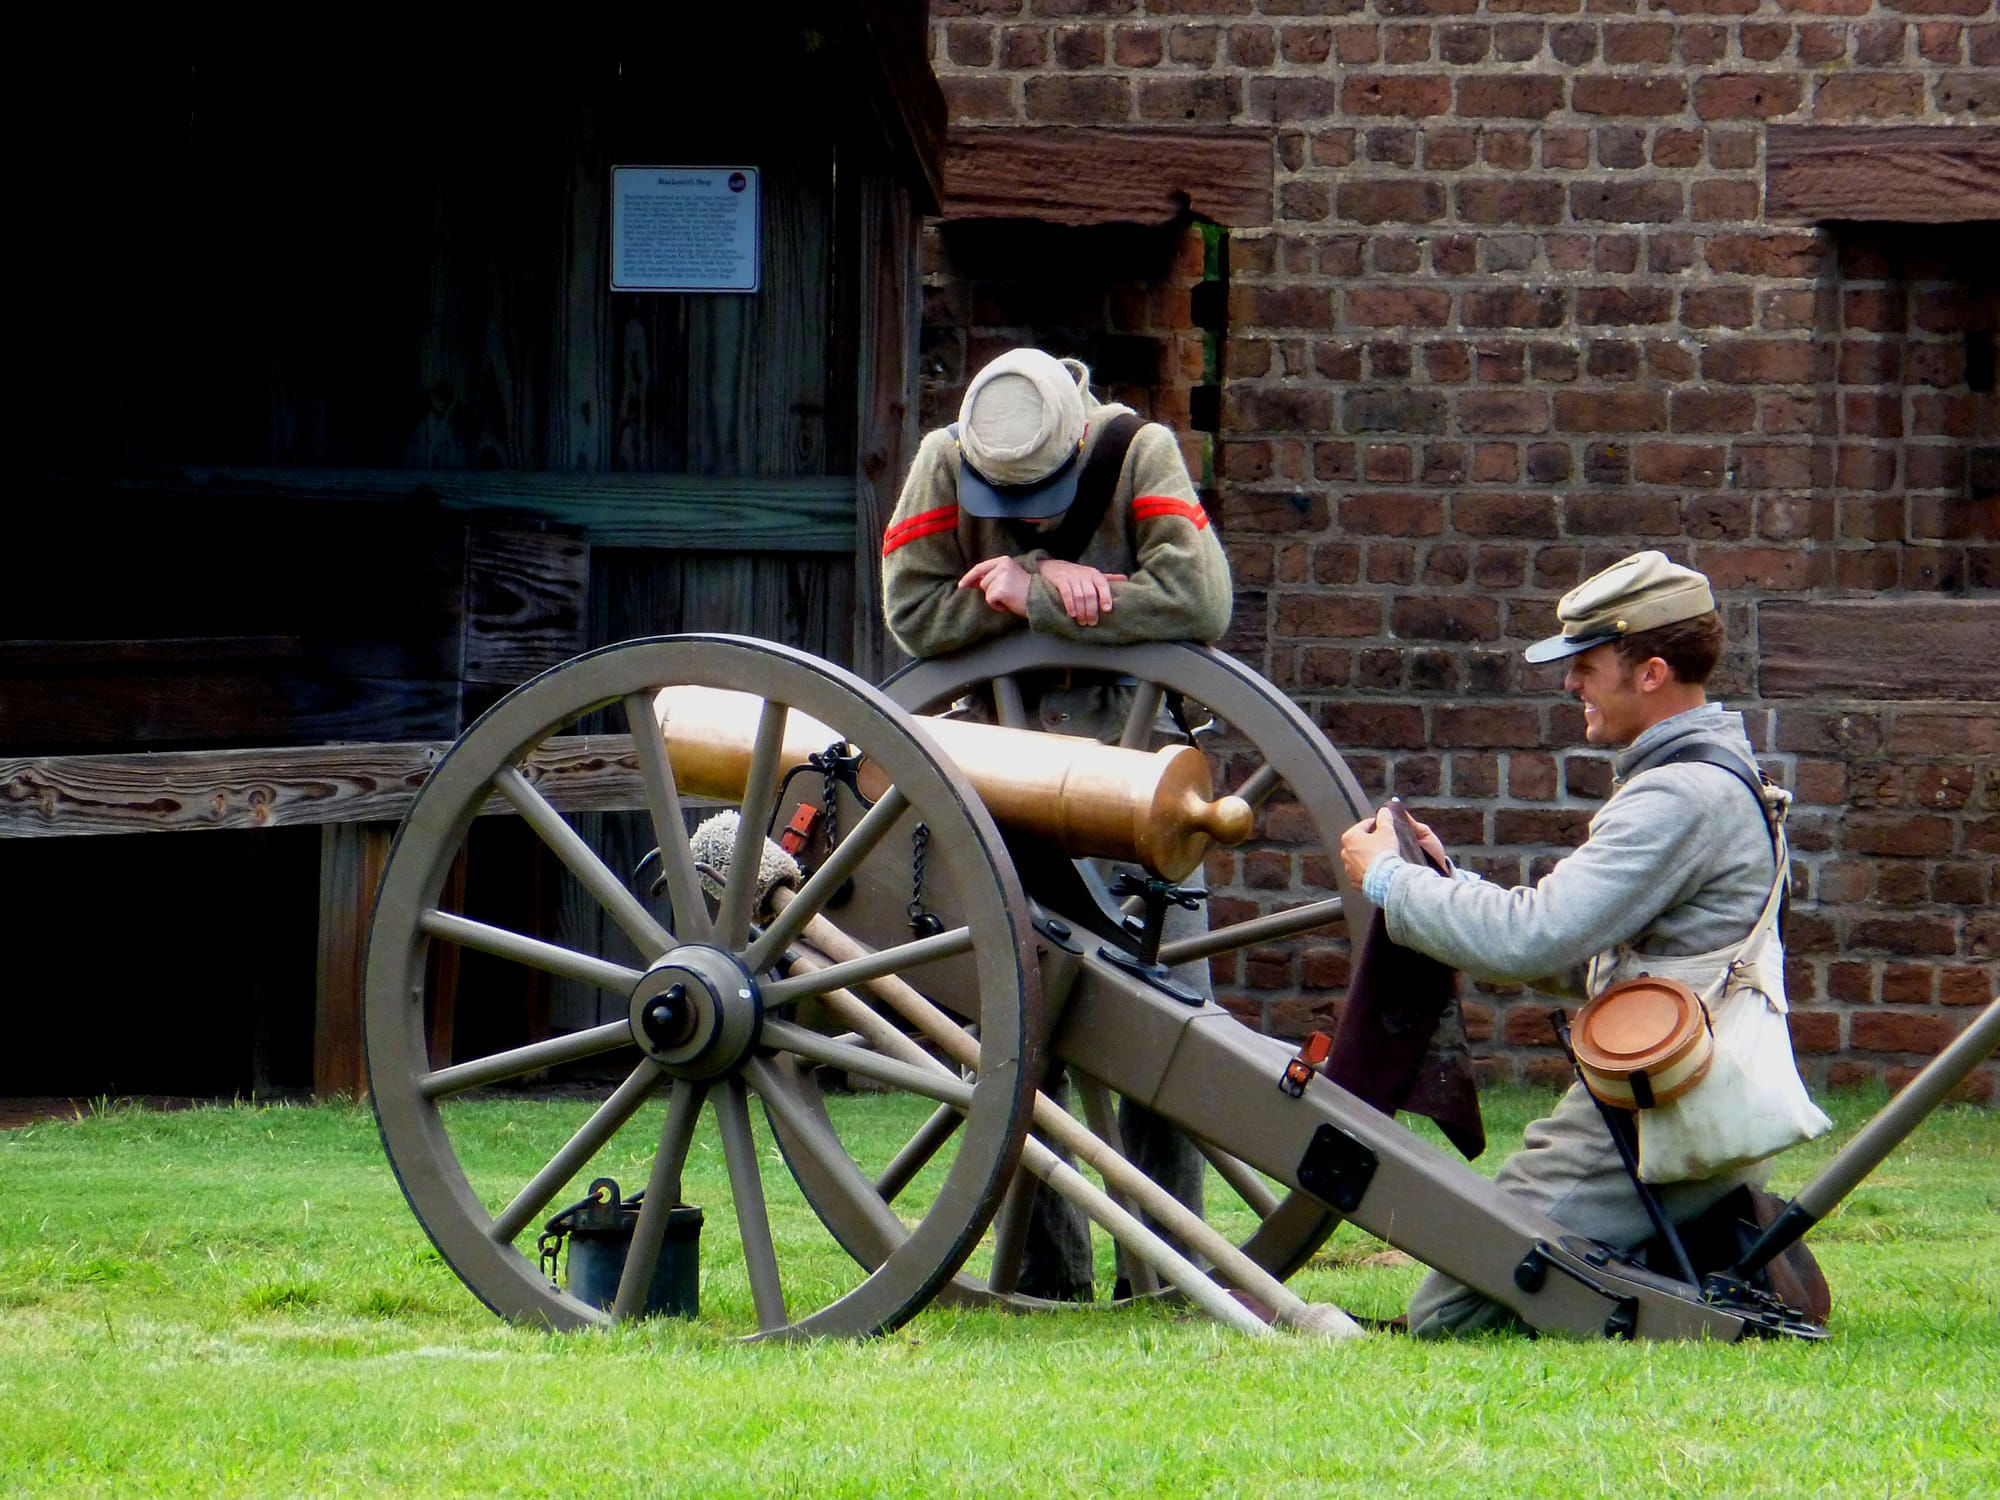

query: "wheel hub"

left=629, top=945, right=764, bottom=1080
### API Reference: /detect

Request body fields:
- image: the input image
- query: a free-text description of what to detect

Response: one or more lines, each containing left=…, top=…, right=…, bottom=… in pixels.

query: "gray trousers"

left=1408, top=1082, right=1767, bottom=1336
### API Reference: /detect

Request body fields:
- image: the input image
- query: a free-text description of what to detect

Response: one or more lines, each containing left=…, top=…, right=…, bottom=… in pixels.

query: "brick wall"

left=924, top=0, right=2000, bottom=1099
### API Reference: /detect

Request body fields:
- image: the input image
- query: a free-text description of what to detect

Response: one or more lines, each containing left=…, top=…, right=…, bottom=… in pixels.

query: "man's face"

left=1563, top=643, right=1648, bottom=747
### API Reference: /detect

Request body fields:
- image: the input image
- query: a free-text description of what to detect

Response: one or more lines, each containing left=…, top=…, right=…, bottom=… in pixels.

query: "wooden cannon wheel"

left=815, top=635, right=1377, bottom=1306
left=364, top=635, right=1042, bottom=1339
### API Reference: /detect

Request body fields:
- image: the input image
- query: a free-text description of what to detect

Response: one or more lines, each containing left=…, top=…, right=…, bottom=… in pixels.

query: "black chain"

left=908, top=822, right=942, bottom=936
left=810, top=740, right=846, bottom=852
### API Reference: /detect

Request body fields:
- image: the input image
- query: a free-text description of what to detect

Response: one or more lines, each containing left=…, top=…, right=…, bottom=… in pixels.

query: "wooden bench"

left=0, top=736, right=652, bottom=1096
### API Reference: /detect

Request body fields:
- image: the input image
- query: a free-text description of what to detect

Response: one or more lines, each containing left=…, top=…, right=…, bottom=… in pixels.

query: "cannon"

left=364, top=633, right=2000, bottom=1342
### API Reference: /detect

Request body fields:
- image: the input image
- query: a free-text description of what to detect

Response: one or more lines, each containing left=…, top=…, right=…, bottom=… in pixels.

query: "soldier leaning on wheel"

left=881, top=346, right=1233, bottom=1302
left=1339, top=551, right=1825, bottom=1336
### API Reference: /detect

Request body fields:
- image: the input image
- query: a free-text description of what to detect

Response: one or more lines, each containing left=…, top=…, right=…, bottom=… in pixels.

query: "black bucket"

left=543, top=1178, right=703, bottom=1319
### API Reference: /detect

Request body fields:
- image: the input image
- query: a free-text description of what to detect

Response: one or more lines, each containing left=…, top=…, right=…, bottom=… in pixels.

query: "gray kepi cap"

left=953, top=349, right=1089, bottom=520
left=1523, top=550, right=1717, bottom=664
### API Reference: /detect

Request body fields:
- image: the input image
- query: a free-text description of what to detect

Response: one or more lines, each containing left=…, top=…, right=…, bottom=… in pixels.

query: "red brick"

left=1456, top=178, right=1566, bottom=225
left=1339, top=289, right=1447, bottom=330
left=1111, top=24, right=1164, bottom=66
left=1702, top=339, right=1826, bottom=384
left=1693, top=179, right=1763, bottom=221
left=1671, top=389, right=1757, bottom=432
left=1603, top=21, right=1674, bottom=63
left=1890, top=711, right=2000, bottom=757
left=1339, top=492, right=1446, bottom=537
left=1440, top=708, right=1544, bottom=748
left=941, top=74, right=1016, bottom=121
left=1139, top=75, right=1244, bottom=121
left=1392, top=597, right=1504, bottom=644
left=1023, top=74, right=1133, bottom=123
left=1274, top=593, right=1383, bottom=639
left=1851, top=1011, right=1955, bottom=1056
left=1495, top=808, right=1593, bottom=846
left=1815, top=72, right=1927, bottom=120
left=1457, top=391, right=1551, bottom=433
left=1569, top=180, right=1685, bottom=223
left=1465, top=288, right=1568, bottom=328
left=1696, top=545, right=1818, bottom=589
left=1940, top=967, right=1996, bottom=1006
left=1452, top=493, right=1560, bottom=537
left=1576, top=286, right=1675, bottom=326
left=1695, top=74, right=1805, bottom=120
left=1559, top=495, right=1676, bottom=537
left=1572, top=75, right=1687, bottom=115
left=1634, top=442, right=1727, bottom=486
left=1321, top=702, right=1427, bottom=751
left=1342, top=73, right=1453, bottom=116
left=1337, top=180, right=1447, bottom=224
left=1554, top=389, right=1667, bottom=430
left=1787, top=1011, right=1841, bottom=1055
left=1456, top=75, right=1566, bottom=118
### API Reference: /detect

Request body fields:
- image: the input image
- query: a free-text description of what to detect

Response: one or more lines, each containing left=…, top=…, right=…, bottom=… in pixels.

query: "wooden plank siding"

left=1767, top=126, right=2000, bottom=224
left=0, top=25, right=938, bottom=1099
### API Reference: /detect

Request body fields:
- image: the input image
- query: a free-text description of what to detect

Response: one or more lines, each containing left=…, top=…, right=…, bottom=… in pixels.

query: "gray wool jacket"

left=1376, top=703, right=1778, bottom=995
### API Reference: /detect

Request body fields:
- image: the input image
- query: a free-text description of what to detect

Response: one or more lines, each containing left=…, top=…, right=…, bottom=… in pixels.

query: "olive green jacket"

left=881, top=393, right=1232, bottom=662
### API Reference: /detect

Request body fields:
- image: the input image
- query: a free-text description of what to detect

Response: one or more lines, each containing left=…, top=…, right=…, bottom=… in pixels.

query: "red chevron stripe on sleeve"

left=882, top=504, right=961, bottom=556
left=1131, top=495, right=1210, bottom=530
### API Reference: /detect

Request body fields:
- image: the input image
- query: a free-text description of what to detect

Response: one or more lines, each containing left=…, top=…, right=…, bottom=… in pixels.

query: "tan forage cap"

left=1523, top=550, right=1716, bottom=664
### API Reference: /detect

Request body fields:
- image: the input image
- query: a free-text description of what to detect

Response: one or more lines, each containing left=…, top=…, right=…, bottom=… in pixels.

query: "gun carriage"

left=365, top=633, right=2000, bottom=1343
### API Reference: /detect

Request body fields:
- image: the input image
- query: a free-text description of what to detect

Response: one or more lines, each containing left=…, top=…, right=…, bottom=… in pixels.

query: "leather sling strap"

left=1650, top=741, right=1787, bottom=938
left=1004, top=413, right=1145, bottom=563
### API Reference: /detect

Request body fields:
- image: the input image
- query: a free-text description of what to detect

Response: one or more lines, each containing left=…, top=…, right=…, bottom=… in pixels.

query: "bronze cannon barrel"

left=651, top=686, right=1251, bottom=880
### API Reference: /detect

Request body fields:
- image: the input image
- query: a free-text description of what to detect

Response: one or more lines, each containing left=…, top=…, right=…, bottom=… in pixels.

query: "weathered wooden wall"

left=0, top=36, right=933, bottom=1096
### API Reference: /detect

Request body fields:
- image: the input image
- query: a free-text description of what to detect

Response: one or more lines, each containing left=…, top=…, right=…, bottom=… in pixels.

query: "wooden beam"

left=844, top=0, right=947, bottom=215
left=0, top=735, right=663, bottom=839
left=1760, top=598, right=2000, bottom=701
left=943, top=127, right=1275, bottom=228
left=315, top=822, right=393, bottom=1099
left=34, top=469, right=857, bottom=553
left=1767, top=126, right=2000, bottom=224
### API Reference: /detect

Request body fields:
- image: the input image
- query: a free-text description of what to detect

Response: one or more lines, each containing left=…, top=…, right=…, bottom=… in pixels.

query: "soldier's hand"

left=1339, top=810, right=1402, bottom=886
left=1038, top=560, right=1125, bottom=625
left=1397, top=807, right=1449, bottom=867
left=959, top=555, right=1032, bottom=617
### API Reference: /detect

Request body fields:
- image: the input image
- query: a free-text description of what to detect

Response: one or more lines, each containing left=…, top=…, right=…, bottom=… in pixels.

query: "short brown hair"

left=1612, top=609, right=1724, bottom=685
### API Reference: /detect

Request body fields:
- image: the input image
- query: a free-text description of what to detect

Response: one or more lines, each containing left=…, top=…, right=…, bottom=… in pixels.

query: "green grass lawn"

left=2, top=1085, right=1996, bottom=1497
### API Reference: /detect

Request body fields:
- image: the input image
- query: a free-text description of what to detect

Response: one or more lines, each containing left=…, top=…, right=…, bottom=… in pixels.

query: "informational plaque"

left=611, top=165, right=761, bottom=293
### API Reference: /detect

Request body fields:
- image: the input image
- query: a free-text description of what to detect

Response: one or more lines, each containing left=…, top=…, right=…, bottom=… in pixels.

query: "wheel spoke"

left=493, top=765, right=674, bottom=958
left=420, top=909, right=646, bottom=993
left=991, top=674, right=1027, bottom=729
left=762, top=1019, right=970, bottom=1105
left=1157, top=895, right=1345, bottom=966
left=611, top=1080, right=709, bottom=1321
left=715, top=1077, right=787, bottom=1332
left=420, top=1020, right=634, bottom=1099
left=624, top=691, right=714, bottom=944
left=1236, top=762, right=1280, bottom=809
left=744, top=786, right=911, bottom=972
left=760, top=926, right=974, bottom=1008
left=873, top=1102, right=964, bottom=1204
left=489, top=1061, right=665, bottom=1244
left=746, top=1056, right=909, bottom=1269
left=716, top=698, right=792, bottom=949
left=1117, top=681, right=1166, bottom=750
left=984, top=1170, right=1038, bottom=1296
